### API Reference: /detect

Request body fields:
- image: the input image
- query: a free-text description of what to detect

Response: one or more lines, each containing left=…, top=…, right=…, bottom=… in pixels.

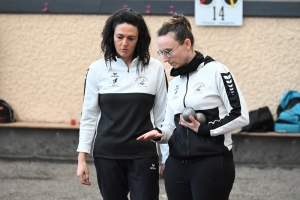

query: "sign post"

left=195, top=0, right=243, bottom=26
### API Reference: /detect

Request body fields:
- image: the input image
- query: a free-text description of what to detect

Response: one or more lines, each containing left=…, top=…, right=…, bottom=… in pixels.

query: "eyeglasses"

left=157, top=41, right=184, bottom=58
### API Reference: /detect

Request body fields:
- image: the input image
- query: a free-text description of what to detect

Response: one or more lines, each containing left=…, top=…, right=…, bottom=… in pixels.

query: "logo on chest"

left=109, top=72, right=121, bottom=87
left=171, top=85, right=180, bottom=101
left=193, top=82, right=205, bottom=94
left=135, top=76, right=149, bottom=87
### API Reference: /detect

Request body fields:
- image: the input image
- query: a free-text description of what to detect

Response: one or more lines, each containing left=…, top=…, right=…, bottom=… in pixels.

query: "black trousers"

left=165, top=152, right=235, bottom=200
left=94, top=156, right=159, bottom=200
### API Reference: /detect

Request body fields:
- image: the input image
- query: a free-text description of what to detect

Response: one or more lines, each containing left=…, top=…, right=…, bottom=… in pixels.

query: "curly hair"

left=101, top=8, right=151, bottom=72
left=157, top=13, right=194, bottom=46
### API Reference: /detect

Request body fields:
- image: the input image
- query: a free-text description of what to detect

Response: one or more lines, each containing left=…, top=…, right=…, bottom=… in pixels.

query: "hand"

left=76, top=153, right=91, bottom=186
left=160, top=164, right=165, bottom=179
left=136, top=130, right=163, bottom=141
left=180, top=114, right=200, bottom=133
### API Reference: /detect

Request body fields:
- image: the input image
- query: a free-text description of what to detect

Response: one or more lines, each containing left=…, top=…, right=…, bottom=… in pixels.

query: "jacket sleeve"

left=158, top=85, right=176, bottom=143
left=77, top=65, right=100, bottom=153
left=158, top=144, right=169, bottom=164
left=152, top=65, right=168, bottom=128
left=198, top=63, right=249, bottom=136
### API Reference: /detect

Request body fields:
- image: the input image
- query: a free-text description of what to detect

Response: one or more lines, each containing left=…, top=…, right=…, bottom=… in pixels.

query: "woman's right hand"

left=76, top=152, right=91, bottom=186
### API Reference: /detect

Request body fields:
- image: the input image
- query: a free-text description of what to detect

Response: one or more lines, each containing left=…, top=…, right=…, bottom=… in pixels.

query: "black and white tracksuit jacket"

left=159, top=57, right=249, bottom=159
left=77, top=57, right=168, bottom=159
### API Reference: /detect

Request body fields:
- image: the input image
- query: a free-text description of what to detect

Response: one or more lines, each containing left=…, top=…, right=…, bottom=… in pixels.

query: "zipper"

left=184, top=74, right=190, bottom=157
left=183, top=74, right=189, bottom=107
left=186, top=129, right=189, bottom=156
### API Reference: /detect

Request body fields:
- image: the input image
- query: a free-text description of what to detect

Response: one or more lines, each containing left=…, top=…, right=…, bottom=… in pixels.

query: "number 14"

left=213, top=6, right=224, bottom=20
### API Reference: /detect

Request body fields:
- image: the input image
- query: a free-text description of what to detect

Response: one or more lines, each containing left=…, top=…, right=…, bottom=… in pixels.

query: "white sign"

left=195, top=0, right=243, bottom=26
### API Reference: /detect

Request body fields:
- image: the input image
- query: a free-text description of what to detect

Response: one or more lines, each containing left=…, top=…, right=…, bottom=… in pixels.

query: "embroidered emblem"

left=113, top=78, right=118, bottom=84
left=171, top=85, right=179, bottom=100
left=135, top=76, right=149, bottom=87
left=193, top=82, right=205, bottom=94
left=111, top=72, right=119, bottom=77
left=109, top=72, right=121, bottom=87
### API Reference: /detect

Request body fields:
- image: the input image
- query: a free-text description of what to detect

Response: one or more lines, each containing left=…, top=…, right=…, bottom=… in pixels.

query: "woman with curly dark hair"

left=101, top=8, right=151, bottom=71
left=76, top=8, right=168, bottom=200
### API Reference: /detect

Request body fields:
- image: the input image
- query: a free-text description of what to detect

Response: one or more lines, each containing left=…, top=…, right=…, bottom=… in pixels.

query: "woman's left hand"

left=137, top=130, right=163, bottom=141
left=160, top=164, right=166, bottom=179
left=179, top=114, right=200, bottom=133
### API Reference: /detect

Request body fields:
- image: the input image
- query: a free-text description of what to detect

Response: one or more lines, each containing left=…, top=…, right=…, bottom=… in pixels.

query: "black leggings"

left=165, top=152, right=235, bottom=200
left=94, top=156, right=159, bottom=200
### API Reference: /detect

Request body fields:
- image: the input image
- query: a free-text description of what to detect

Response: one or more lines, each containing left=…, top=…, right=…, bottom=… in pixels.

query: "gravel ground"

left=0, top=159, right=299, bottom=200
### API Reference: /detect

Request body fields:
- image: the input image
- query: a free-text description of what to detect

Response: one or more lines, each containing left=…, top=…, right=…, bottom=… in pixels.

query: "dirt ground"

left=0, top=159, right=299, bottom=200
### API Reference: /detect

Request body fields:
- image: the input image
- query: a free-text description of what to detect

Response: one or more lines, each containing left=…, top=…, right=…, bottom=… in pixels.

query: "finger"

left=190, top=115, right=200, bottom=126
left=85, top=173, right=90, bottom=182
left=79, top=174, right=91, bottom=185
left=160, top=165, right=165, bottom=179
left=136, top=135, right=145, bottom=140
left=143, top=134, right=150, bottom=139
left=159, top=169, right=164, bottom=179
left=188, top=115, right=197, bottom=123
left=137, top=136, right=149, bottom=141
left=180, top=114, right=184, bottom=121
left=180, top=114, right=186, bottom=124
left=137, top=137, right=148, bottom=141
left=139, top=133, right=153, bottom=140
left=82, top=180, right=91, bottom=186
left=141, top=135, right=152, bottom=141
left=144, top=133, right=156, bottom=139
left=78, top=175, right=86, bottom=184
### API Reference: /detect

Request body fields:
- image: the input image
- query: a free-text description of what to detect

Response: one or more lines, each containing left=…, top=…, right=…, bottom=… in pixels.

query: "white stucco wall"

left=0, top=14, right=299, bottom=123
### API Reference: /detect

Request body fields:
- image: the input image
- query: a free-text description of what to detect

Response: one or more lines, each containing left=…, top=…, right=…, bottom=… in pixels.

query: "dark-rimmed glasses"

left=157, top=41, right=184, bottom=58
